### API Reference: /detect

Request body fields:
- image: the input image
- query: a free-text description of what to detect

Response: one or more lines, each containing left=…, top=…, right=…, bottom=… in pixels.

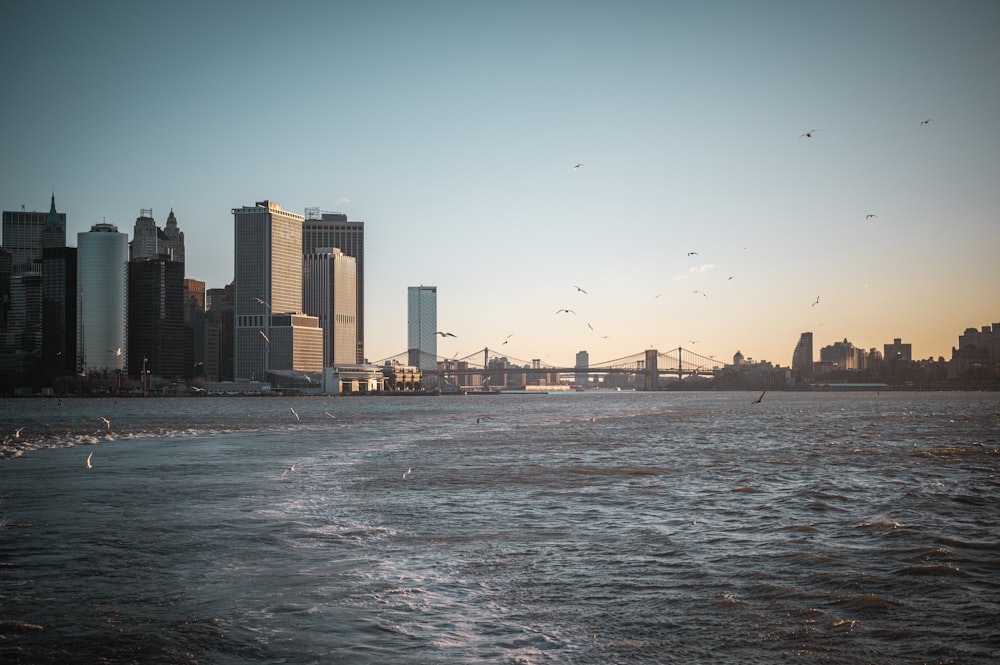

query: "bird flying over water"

left=281, top=463, right=296, bottom=477
left=687, top=251, right=698, bottom=256
left=86, top=451, right=94, bottom=469
left=99, top=417, right=111, bottom=430
left=752, top=390, right=766, bottom=404
left=14, top=427, right=24, bottom=438
left=289, top=407, right=300, bottom=422
left=799, top=129, right=820, bottom=139
left=920, top=119, right=932, bottom=125
left=574, top=285, right=588, bottom=294
left=811, top=295, right=820, bottom=307
left=402, top=467, right=413, bottom=479
left=555, top=309, right=576, bottom=315
left=573, top=163, right=583, bottom=170
left=866, top=214, right=878, bottom=220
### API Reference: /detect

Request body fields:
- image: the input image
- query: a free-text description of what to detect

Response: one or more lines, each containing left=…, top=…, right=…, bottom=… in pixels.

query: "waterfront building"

left=128, top=257, right=185, bottom=379
left=882, top=337, right=912, bottom=362
left=184, top=278, right=206, bottom=378
left=162, top=209, right=185, bottom=264
left=303, top=247, right=357, bottom=366
left=232, top=200, right=307, bottom=380
left=575, top=350, right=589, bottom=387
left=791, top=332, right=813, bottom=380
left=204, top=284, right=234, bottom=382
left=407, top=285, right=437, bottom=371
left=77, top=223, right=128, bottom=374
left=41, top=246, right=77, bottom=374
left=302, top=210, right=365, bottom=362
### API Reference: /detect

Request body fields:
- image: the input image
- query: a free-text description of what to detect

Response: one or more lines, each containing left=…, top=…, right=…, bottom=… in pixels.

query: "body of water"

left=1, top=391, right=998, bottom=663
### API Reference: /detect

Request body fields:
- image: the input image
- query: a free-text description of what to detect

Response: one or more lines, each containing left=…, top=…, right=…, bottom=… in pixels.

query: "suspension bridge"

left=373, top=346, right=723, bottom=390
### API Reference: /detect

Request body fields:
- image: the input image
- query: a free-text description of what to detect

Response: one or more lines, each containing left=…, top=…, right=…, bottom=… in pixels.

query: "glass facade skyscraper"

left=77, top=223, right=128, bottom=374
left=407, top=285, right=437, bottom=371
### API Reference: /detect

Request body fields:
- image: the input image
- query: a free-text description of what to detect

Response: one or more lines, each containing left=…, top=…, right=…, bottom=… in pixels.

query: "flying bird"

left=259, top=330, right=270, bottom=344
left=587, top=322, right=594, bottom=331
left=86, top=451, right=94, bottom=469
left=402, top=467, right=413, bottom=479
left=555, top=309, right=576, bottom=315
left=692, top=290, right=708, bottom=298
left=99, top=417, right=111, bottom=430
left=324, top=412, right=336, bottom=419
left=14, top=426, right=24, bottom=438
left=752, top=390, right=766, bottom=404
left=799, top=129, right=820, bottom=139
left=811, top=295, right=820, bottom=307
left=574, top=285, right=588, bottom=294
left=866, top=214, right=878, bottom=220
left=687, top=251, right=698, bottom=256
left=255, top=297, right=271, bottom=310
left=501, top=334, right=513, bottom=345
left=920, top=119, right=932, bottom=125
left=573, top=163, right=583, bottom=170
left=289, top=407, right=300, bottom=422
left=281, top=463, right=296, bottom=478
left=435, top=331, right=457, bottom=337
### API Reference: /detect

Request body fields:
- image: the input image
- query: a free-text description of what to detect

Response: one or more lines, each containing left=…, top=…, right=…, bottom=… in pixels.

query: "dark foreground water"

left=1, top=392, right=998, bottom=664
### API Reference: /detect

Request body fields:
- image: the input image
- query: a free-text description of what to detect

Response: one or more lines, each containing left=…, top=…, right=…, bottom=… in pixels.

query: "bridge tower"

left=644, top=349, right=659, bottom=390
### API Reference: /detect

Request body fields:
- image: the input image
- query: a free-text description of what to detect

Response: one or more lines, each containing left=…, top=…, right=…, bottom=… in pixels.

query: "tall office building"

left=77, top=223, right=128, bottom=374
left=303, top=247, right=357, bottom=366
left=204, top=284, right=234, bottom=382
left=575, top=350, right=590, bottom=387
left=163, top=209, right=185, bottom=263
left=233, top=200, right=322, bottom=380
left=128, top=257, right=184, bottom=379
left=791, top=332, right=814, bottom=380
left=184, top=278, right=206, bottom=378
left=303, top=210, right=365, bottom=362
left=407, top=285, right=437, bottom=371
left=3, top=194, right=66, bottom=275
left=42, top=246, right=77, bottom=373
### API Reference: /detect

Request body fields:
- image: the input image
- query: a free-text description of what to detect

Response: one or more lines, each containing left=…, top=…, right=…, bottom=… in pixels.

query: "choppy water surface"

left=1, top=392, right=998, bottom=663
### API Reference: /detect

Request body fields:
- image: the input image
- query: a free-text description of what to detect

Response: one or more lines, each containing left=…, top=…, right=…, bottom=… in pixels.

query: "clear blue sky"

left=3, top=1, right=998, bottom=367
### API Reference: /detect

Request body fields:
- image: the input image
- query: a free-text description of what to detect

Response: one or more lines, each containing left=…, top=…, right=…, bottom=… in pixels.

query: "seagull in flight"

left=99, top=417, right=111, bottom=430
left=255, top=297, right=271, bottom=310
left=692, top=290, right=707, bottom=298
left=574, top=285, right=588, bottom=294
left=920, top=119, right=932, bottom=125
left=402, top=467, right=413, bottom=479
left=573, top=163, right=583, bottom=170
left=289, top=407, right=300, bottom=422
left=86, top=451, right=94, bottom=469
left=259, top=330, right=270, bottom=344
left=752, top=390, right=766, bottom=404
left=435, top=331, right=457, bottom=337
left=501, top=334, right=513, bottom=345
left=687, top=251, right=698, bottom=256
left=866, top=214, right=878, bottom=220
left=555, top=309, right=576, bottom=315
left=14, top=426, right=24, bottom=438
left=281, top=463, right=296, bottom=478
left=799, top=129, right=820, bottom=139
left=811, top=295, right=820, bottom=307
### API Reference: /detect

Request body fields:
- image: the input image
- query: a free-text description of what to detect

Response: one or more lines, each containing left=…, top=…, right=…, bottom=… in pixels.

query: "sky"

left=3, top=0, right=998, bottom=368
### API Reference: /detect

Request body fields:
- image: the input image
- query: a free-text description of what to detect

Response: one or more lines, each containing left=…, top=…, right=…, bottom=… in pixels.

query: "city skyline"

left=3, top=2, right=998, bottom=367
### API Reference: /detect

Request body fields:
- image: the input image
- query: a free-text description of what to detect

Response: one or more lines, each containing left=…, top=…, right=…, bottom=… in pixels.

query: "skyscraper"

left=233, top=200, right=321, bottom=380
left=3, top=194, right=66, bottom=275
left=128, top=257, right=184, bottom=379
left=77, top=223, right=128, bottom=374
left=303, top=247, right=357, bottom=366
left=408, top=285, right=437, bottom=371
left=303, top=210, right=365, bottom=362
left=791, top=332, right=814, bottom=381
left=162, top=209, right=185, bottom=263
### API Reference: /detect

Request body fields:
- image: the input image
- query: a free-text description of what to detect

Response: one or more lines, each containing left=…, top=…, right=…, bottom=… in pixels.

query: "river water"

left=1, top=391, right=998, bottom=663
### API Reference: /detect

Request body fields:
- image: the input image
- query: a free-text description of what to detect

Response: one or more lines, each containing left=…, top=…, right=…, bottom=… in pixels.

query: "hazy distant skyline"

left=3, top=1, right=998, bottom=367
